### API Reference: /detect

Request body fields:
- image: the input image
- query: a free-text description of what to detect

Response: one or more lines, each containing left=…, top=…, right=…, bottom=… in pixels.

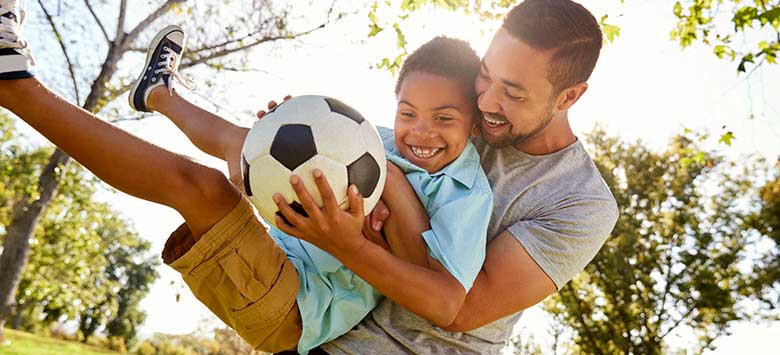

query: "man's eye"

left=503, top=90, right=523, bottom=102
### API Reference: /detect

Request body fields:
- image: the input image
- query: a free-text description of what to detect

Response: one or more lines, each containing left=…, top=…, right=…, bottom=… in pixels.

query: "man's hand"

left=256, top=95, right=292, bottom=119
left=273, top=169, right=367, bottom=257
left=363, top=200, right=391, bottom=251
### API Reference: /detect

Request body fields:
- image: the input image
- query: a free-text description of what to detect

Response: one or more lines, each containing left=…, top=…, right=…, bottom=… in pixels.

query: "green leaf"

left=733, top=6, right=759, bottom=31
left=718, top=131, right=735, bottom=146
left=600, top=15, right=621, bottom=44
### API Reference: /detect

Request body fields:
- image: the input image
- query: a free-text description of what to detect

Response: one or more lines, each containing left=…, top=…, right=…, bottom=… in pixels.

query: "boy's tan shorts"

left=161, top=195, right=302, bottom=353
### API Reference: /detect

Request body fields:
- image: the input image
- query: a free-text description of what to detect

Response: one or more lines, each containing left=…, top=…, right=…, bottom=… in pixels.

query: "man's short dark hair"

left=395, top=36, right=481, bottom=101
left=503, top=0, right=603, bottom=93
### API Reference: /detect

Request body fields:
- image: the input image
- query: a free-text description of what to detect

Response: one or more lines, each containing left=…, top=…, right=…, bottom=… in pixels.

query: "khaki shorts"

left=162, top=196, right=302, bottom=352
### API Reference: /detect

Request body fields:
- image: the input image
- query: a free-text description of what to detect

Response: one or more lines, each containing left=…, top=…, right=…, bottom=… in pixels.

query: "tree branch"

left=37, top=0, right=80, bottom=104
left=115, top=0, right=128, bottom=42
left=182, top=23, right=327, bottom=69
left=123, top=0, right=185, bottom=48
left=83, top=0, right=111, bottom=44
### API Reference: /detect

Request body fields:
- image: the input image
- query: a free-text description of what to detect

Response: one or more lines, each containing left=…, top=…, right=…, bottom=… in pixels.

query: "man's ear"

left=554, top=82, right=588, bottom=112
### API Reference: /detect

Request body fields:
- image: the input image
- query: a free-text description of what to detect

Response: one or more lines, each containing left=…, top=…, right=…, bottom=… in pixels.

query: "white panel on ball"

left=309, top=111, right=364, bottom=165
left=243, top=118, right=283, bottom=160
left=246, top=155, right=296, bottom=227
left=291, top=155, right=349, bottom=208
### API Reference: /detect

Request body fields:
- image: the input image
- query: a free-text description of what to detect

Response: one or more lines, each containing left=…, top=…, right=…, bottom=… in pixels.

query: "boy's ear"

left=471, top=123, right=481, bottom=137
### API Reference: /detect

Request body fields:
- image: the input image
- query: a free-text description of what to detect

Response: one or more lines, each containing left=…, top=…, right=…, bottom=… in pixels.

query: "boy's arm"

left=0, top=78, right=240, bottom=239
left=275, top=171, right=492, bottom=327
left=380, top=162, right=432, bottom=268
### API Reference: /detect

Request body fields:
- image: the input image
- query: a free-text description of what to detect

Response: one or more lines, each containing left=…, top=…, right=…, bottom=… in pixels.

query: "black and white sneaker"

left=0, top=0, right=34, bottom=79
left=128, top=25, right=194, bottom=112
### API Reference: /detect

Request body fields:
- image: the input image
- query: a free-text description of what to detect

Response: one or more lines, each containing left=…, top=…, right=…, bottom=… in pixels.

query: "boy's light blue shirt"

left=268, top=126, right=493, bottom=354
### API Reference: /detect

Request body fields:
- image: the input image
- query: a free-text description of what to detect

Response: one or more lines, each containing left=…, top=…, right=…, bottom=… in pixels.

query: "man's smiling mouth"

left=409, top=145, right=443, bottom=159
left=483, top=114, right=510, bottom=128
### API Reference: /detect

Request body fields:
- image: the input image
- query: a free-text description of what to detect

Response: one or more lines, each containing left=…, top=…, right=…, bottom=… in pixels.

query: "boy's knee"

left=172, top=164, right=241, bottom=236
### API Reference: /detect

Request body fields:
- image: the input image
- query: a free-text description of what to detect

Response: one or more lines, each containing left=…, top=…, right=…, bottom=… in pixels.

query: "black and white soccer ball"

left=240, top=95, right=387, bottom=228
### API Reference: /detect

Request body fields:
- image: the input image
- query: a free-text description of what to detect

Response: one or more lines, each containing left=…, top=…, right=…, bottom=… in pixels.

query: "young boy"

left=0, top=5, right=490, bottom=352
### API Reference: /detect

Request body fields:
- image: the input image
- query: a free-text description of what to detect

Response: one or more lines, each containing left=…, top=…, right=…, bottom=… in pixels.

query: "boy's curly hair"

left=394, top=36, right=481, bottom=103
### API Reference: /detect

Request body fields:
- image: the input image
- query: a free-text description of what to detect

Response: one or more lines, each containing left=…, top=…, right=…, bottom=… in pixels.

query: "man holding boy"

left=0, top=0, right=617, bottom=353
left=292, top=0, right=619, bottom=353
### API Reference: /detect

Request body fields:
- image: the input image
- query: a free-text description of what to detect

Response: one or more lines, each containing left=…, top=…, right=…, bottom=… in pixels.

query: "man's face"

left=475, top=28, right=558, bottom=148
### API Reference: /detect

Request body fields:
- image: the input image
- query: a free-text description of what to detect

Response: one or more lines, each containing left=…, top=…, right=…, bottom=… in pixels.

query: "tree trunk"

left=0, top=149, right=70, bottom=340
left=10, top=302, right=23, bottom=330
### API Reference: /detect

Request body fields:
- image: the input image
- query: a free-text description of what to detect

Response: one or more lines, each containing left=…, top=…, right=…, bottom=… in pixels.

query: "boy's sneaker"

left=129, top=25, right=194, bottom=112
left=0, top=0, right=35, bottom=79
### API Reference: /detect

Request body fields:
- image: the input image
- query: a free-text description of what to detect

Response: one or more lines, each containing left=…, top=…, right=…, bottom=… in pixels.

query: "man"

left=276, top=0, right=619, bottom=353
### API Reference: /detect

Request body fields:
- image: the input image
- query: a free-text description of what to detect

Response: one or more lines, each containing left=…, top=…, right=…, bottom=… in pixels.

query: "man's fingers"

left=348, top=185, right=365, bottom=218
left=371, top=200, right=389, bottom=232
left=313, top=169, right=339, bottom=213
left=289, top=175, right=325, bottom=223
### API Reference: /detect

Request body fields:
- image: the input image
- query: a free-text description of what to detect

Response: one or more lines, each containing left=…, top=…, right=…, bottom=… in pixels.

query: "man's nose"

left=477, top=85, right=501, bottom=115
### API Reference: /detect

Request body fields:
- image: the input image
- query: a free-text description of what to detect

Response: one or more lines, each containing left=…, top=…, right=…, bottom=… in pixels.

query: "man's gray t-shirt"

left=322, top=137, right=618, bottom=355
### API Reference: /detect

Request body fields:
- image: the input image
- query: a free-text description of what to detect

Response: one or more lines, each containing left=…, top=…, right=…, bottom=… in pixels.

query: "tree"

left=542, top=128, right=776, bottom=354
left=671, top=0, right=780, bottom=74
left=0, top=0, right=339, bottom=341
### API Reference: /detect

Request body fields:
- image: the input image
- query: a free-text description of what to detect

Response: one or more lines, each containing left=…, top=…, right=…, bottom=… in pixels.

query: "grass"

left=0, top=328, right=119, bottom=355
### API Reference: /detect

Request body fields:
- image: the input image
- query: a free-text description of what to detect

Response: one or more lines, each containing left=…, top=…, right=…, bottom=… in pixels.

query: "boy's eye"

left=435, top=115, right=454, bottom=122
left=400, top=111, right=415, bottom=118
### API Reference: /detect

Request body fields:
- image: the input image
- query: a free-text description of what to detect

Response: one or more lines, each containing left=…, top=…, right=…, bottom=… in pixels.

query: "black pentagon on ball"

left=276, top=201, right=308, bottom=225
left=241, top=155, right=253, bottom=196
left=270, top=124, right=318, bottom=171
left=325, top=97, right=365, bottom=124
left=347, top=153, right=381, bottom=198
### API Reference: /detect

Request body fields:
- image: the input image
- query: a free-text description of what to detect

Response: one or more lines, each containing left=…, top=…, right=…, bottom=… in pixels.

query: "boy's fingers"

left=283, top=95, right=292, bottom=101
left=267, top=100, right=278, bottom=110
left=275, top=215, right=305, bottom=239
left=348, top=185, right=365, bottom=218
left=274, top=193, right=307, bottom=229
left=312, top=170, right=338, bottom=213
left=289, top=175, right=325, bottom=223
left=256, top=110, right=266, bottom=119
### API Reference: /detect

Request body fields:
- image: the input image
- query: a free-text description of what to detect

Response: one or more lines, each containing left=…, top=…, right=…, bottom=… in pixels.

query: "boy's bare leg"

left=0, top=78, right=240, bottom=238
left=146, top=86, right=248, bottom=179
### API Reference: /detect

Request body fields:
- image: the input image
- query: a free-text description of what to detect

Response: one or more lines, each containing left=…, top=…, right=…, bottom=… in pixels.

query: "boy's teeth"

left=410, top=146, right=441, bottom=158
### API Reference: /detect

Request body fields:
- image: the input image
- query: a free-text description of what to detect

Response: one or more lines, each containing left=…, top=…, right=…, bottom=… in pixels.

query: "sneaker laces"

left=0, top=0, right=35, bottom=66
left=155, top=46, right=195, bottom=96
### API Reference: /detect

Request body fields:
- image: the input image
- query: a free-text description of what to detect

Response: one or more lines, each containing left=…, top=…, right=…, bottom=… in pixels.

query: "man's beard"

left=484, top=109, right=555, bottom=148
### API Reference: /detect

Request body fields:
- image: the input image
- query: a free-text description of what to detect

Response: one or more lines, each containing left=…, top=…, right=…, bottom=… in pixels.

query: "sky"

left=7, top=0, right=780, bottom=353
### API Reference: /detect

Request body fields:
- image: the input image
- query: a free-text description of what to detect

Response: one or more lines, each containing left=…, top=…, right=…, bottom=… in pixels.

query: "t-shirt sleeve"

left=508, top=195, right=618, bottom=290
left=420, top=191, right=493, bottom=292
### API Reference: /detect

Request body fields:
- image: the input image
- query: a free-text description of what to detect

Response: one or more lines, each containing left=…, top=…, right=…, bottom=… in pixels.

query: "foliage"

left=543, top=128, right=778, bottom=354
left=671, top=0, right=780, bottom=74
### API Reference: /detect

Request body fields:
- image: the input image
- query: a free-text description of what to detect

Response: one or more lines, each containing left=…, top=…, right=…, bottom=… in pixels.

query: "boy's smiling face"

left=394, top=72, right=478, bottom=174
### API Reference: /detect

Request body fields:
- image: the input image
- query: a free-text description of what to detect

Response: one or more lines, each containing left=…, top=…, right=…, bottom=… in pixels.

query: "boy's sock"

left=128, top=25, right=194, bottom=112
left=0, top=0, right=34, bottom=79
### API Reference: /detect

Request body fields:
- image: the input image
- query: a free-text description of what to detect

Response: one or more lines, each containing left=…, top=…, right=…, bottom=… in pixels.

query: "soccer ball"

left=240, top=95, right=387, bottom=228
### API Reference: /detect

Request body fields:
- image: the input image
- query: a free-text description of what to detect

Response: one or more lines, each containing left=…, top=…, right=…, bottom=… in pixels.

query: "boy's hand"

left=256, top=95, right=292, bottom=119
left=273, top=169, right=367, bottom=257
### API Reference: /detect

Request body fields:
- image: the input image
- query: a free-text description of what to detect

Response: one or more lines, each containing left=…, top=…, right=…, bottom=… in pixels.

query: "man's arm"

left=443, top=231, right=556, bottom=332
